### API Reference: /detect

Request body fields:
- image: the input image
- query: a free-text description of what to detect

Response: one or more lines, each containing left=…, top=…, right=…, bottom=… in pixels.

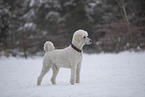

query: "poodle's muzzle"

left=84, top=37, right=92, bottom=45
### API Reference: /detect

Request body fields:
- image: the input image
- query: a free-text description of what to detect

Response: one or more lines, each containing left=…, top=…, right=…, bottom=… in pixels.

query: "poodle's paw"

left=51, top=79, right=56, bottom=84
left=70, top=79, right=75, bottom=85
left=76, top=77, right=80, bottom=83
left=37, top=81, right=41, bottom=86
left=76, top=80, right=80, bottom=83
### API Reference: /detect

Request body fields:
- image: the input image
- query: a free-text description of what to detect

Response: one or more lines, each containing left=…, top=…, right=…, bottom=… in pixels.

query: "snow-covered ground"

left=0, top=51, right=145, bottom=97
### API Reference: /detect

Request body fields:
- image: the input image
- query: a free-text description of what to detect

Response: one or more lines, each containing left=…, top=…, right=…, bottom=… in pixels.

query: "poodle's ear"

left=74, top=34, right=81, bottom=43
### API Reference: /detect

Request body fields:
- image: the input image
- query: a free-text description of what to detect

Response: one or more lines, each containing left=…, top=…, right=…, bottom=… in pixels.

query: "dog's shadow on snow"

left=34, top=82, right=81, bottom=88
left=41, top=82, right=71, bottom=87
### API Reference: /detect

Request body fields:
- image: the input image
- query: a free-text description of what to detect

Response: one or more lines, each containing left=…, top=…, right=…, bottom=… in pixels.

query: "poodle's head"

left=72, top=30, right=92, bottom=46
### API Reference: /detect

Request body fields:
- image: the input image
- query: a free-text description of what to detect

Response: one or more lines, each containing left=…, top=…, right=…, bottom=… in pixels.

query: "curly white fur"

left=37, top=29, right=92, bottom=85
left=44, top=41, right=55, bottom=52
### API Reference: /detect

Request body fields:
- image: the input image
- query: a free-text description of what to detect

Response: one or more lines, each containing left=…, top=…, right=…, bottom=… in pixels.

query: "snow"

left=45, top=11, right=60, bottom=20
left=0, top=51, right=145, bottom=97
left=29, top=0, right=35, bottom=7
left=24, top=23, right=35, bottom=28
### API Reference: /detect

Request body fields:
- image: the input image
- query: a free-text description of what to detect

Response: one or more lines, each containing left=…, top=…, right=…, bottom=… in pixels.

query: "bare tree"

left=115, top=0, right=133, bottom=45
left=115, top=0, right=130, bottom=24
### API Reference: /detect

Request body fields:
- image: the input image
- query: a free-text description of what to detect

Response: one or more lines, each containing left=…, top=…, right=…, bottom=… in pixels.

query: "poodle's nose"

left=90, top=39, right=92, bottom=43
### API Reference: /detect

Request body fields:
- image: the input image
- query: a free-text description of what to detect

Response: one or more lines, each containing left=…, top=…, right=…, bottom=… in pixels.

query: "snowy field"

left=0, top=51, right=145, bottom=97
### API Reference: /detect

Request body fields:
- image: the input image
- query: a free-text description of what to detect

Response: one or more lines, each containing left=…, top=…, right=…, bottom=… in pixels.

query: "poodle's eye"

left=83, top=36, right=86, bottom=39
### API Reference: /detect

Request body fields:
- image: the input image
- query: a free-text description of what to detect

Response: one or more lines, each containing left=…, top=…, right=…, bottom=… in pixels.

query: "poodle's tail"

left=44, top=41, right=55, bottom=52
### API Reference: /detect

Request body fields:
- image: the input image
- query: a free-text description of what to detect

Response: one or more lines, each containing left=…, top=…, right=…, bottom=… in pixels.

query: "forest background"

left=0, top=0, right=145, bottom=58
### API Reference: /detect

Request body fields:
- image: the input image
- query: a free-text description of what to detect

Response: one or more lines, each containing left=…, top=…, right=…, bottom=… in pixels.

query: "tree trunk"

left=115, top=0, right=133, bottom=47
left=122, top=5, right=130, bottom=24
left=23, top=47, right=27, bottom=59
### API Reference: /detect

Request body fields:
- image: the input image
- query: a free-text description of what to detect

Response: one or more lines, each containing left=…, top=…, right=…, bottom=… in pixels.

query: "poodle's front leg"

left=70, top=66, right=76, bottom=85
left=76, top=61, right=82, bottom=83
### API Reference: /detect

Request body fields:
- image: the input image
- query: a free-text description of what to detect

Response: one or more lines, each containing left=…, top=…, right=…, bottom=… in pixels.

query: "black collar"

left=71, top=44, right=82, bottom=53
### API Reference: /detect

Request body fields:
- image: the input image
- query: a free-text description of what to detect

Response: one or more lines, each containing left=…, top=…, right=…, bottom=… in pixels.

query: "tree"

left=115, top=0, right=130, bottom=24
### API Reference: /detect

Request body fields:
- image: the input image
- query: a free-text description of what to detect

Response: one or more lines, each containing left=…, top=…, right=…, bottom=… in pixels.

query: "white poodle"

left=37, top=29, right=92, bottom=85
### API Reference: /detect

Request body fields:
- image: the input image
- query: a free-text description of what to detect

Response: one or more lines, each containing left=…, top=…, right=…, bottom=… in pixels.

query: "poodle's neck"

left=72, top=41, right=84, bottom=50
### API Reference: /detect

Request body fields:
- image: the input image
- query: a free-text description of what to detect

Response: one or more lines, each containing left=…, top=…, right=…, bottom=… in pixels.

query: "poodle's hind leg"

left=51, top=65, right=59, bottom=84
left=37, top=64, right=52, bottom=86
